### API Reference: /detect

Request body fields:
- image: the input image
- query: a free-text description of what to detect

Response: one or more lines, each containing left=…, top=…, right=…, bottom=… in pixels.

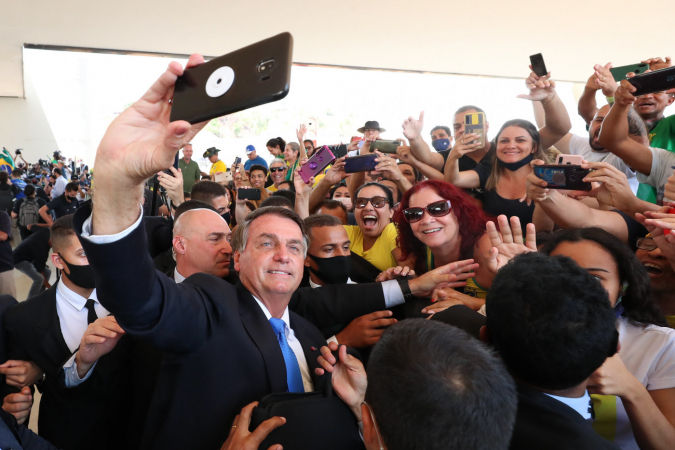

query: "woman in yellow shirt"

left=343, top=182, right=411, bottom=272
left=203, top=147, right=227, bottom=178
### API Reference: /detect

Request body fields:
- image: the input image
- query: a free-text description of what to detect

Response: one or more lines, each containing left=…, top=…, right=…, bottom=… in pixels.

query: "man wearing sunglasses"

left=267, top=159, right=288, bottom=193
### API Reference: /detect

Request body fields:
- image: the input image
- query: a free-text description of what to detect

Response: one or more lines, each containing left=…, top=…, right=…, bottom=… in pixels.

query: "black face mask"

left=308, top=254, right=351, bottom=285
left=58, top=253, right=96, bottom=289
left=221, top=211, right=231, bottom=224
left=497, top=153, right=533, bottom=171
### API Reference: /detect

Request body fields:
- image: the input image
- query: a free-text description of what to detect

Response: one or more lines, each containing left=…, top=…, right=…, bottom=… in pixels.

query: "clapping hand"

left=315, top=343, right=367, bottom=422
left=485, top=215, right=537, bottom=275
left=517, top=68, right=556, bottom=103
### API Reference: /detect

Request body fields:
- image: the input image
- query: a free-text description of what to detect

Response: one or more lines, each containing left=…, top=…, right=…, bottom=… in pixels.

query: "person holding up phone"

left=443, top=70, right=571, bottom=225
left=203, top=147, right=227, bottom=179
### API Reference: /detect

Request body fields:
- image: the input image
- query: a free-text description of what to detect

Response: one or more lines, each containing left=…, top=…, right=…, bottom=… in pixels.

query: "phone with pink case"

left=297, top=145, right=336, bottom=184
left=556, top=154, right=584, bottom=165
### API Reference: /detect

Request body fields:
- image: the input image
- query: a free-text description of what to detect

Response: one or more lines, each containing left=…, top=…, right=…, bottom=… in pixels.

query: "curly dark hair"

left=540, top=227, right=667, bottom=327
left=393, top=180, right=494, bottom=274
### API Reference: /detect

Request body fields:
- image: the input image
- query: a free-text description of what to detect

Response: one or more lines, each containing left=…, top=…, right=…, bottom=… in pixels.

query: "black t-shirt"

left=46, top=193, right=79, bottom=219
left=474, top=163, right=535, bottom=225
left=13, top=226, right=51, bottom=272
left=438, top=141, right=496, bottom=173
left=613, top=209, right=648, bottom=251
left=0, top=211, right=13, bottom=273
left=35, top=187, right=50, bottom=203
left=13, top=197, right=48, bottom=227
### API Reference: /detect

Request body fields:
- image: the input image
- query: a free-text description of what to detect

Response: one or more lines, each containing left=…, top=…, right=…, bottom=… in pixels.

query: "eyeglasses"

left=354, top=196, right=388, bottom=209
left=403, top=200, right=452, bottom=223
left=637, top=237, right=657, bottom=251
left=269, top=167, right=286, bottom=173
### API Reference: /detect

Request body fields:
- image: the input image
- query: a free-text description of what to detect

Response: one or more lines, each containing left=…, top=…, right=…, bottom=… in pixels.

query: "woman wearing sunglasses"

left=394, top=180, right=495, bottom=306
left=345, top=182, right=413, bottom=272
left=443, top=72, right=571, bottom=225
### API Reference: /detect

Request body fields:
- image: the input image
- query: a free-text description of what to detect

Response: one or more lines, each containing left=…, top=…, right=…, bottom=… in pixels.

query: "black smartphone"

left=628, top=67, right=675, bottom=96
left=344, top=154, right=378, bottom=174
left=163, top=153, right=179, bottom=176
left=370, top=140, right=403, bottom=154
left=233, top=157, right=241, bottom=169
left=170, top=33, right=293, bottom=124
left=529, top=53, right=547, bottom=77
left=533, top=165, right=591, bottom=191
left=238, top=188, right=262, bottom=201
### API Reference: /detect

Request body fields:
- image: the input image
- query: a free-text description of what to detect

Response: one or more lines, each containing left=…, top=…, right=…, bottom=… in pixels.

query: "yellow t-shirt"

left=209, top=160, right=227, bottom=175
left=667, top=315, right=675, bottom=329
left=344, top=222, right=398, bottom=272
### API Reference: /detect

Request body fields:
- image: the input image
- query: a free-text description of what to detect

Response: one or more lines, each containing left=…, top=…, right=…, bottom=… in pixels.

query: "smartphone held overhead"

left=238, top=188, right=262, bottom=201
left=170, top=33, right=294, bottom=124
left=297, top=146, right=336, bottom=184
left=529, top=53, right=547, bottom=77
left=344, top=154, right=378, bottom=174
left=628, top=66, right=675, bottom=96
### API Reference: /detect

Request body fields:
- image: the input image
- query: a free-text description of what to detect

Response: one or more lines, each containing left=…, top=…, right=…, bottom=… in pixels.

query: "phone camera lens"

left=258, top=59, right=276, bottom=73
left=570, top=176, right=576, bottom=182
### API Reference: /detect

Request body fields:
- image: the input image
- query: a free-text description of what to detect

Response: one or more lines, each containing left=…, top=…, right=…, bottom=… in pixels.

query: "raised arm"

left=402, top=112, right=446, bottom=171
left=442, top=135, right=482, bottom=188
left=597, top=79, right=653, bottom=175
left=296, top=124, right=308, bottom=161
left=517, top=70, right=572, bottom=149
left=308, top=157, right=349, bottom=213
left=396, top=146, right=445, bottom=180
left=532, top=98, right=572, bottom=154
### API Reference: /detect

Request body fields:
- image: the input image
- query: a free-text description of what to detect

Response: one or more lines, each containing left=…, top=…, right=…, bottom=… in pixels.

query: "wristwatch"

left=397, top=278, right=415, bottom=301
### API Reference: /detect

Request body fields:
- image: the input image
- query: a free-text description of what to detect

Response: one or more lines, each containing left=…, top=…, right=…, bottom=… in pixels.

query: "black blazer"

left=0, top=295, right=18, bottom=364
left=73, top=205, right=388, bottom=450
left=2, top=286, right=135, bottom=450
left=510, top=383, right=620, bottom=450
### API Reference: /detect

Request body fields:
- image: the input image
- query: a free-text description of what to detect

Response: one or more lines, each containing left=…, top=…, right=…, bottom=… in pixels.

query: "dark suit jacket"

left=73, top=205, right=388, bottom=450
left=510, top=383, right=620, bottom=450
left=0, top=294, right=18, bottom=365
left=2, top=286, right=135, bottom=450
left=0, top=408, right=60, bottom=450
left=144, top=215, right=173, bottom=259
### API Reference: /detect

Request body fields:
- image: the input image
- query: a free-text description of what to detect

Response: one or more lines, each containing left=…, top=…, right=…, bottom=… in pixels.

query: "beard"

left=588, top=132, right=605, bottom=151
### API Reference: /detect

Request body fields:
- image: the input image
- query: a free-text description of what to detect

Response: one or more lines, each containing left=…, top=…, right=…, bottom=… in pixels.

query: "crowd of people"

left=0, top=52, right=673, bottom=450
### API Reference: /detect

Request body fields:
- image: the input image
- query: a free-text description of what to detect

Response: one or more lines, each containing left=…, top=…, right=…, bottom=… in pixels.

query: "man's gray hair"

left=231, top=206, right=308, bottom=257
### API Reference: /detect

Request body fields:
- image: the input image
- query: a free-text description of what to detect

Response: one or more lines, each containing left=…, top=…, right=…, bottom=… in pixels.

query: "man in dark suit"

left=74, top=55, right=475, bottom=450
left=483, top=253, right=621, bottom=450
left=2, top=215, right=134, bottom=450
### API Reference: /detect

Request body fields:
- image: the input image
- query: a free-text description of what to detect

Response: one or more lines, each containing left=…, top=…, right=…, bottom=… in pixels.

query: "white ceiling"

left=2, top=0, right=675, bottom=97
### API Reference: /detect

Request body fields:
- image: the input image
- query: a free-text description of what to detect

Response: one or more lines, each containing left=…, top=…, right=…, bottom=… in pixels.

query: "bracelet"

left=541, top=93, right=557, bottom=106
left=606, top=96, right=615, bottom=105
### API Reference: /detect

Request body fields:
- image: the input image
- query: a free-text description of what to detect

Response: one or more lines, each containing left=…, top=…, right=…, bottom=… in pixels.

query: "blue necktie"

left=269, top=318, right=305, bottom=393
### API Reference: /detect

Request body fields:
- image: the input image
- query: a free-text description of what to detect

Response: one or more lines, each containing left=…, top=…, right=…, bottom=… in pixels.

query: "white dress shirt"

left=544, top=390, right=593, bottom=420
left=174, top=268, right=186, bottom=283
left=51, top=176, right=68, bottom=199
left=252, top=297, right=314, bottom=393
left=56, top=280, right=108, bottom=387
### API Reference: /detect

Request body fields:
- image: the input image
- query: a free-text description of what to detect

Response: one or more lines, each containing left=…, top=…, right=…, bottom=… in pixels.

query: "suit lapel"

left=38, top=287, right=75, bottom=375
left=236, top=282, right=288, bottom=393
left=290, top=313, right=326, bottom=391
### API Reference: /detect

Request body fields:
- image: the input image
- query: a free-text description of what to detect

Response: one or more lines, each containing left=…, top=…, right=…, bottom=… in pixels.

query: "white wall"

left=0, top=73, right=58, bottom=164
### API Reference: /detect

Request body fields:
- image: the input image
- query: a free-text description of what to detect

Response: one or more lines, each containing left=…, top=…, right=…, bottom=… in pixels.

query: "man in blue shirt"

left=10, top=169, right=26, bottom=200
left=243, top=145, right=268, bottom=172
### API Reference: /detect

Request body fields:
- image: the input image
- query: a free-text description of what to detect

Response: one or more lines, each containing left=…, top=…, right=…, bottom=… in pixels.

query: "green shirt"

left=178, top=158, right=201, bottom=193
left=636, top=115, right=675, bottom=203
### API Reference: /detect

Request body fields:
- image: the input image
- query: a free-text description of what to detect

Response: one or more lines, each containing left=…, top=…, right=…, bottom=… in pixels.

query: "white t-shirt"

left=592, top=317, right=675, bottom=450
left=568, top=134, right=638, bottom=194
left=636, top=146, right=675, bottom=204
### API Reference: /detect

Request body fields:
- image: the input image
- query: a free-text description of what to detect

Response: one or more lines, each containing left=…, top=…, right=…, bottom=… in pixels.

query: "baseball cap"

left=203, top=147, right=221, bottom=158
left=246, top=145, right=256, bottom=154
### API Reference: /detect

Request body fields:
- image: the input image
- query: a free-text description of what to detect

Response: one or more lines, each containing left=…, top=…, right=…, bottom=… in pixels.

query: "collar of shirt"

left=252, top=295, right=291, bottom=332
left=309, top=277, right=355, bottom=289
left=544, top=390, right=593, bottom=420
left=174, top=268, right=186, bottom=283
left=57, top=279, right=100, bottom=311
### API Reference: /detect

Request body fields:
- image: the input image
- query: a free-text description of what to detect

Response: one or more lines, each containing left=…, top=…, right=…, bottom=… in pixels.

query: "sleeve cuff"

left=327, top=335, right=339, bottom=345
left=382, top=279, right=404, bottom=308
left=63, top=353, right=97, bottom=388
left=80, top=204, right=143, bottom=243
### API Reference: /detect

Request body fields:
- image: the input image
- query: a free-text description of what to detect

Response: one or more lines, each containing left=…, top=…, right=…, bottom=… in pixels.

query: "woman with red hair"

left=392, top=179, right=496, bottom=307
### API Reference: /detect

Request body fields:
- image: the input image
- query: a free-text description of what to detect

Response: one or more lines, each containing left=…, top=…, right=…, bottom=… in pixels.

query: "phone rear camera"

left=570, top=176, right=577, bottom=182
left=258, top=59, right=276, bottom=73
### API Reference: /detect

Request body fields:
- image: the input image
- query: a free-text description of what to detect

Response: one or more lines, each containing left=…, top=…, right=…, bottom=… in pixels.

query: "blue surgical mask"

left=432, top=138, right=451, bottom=151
